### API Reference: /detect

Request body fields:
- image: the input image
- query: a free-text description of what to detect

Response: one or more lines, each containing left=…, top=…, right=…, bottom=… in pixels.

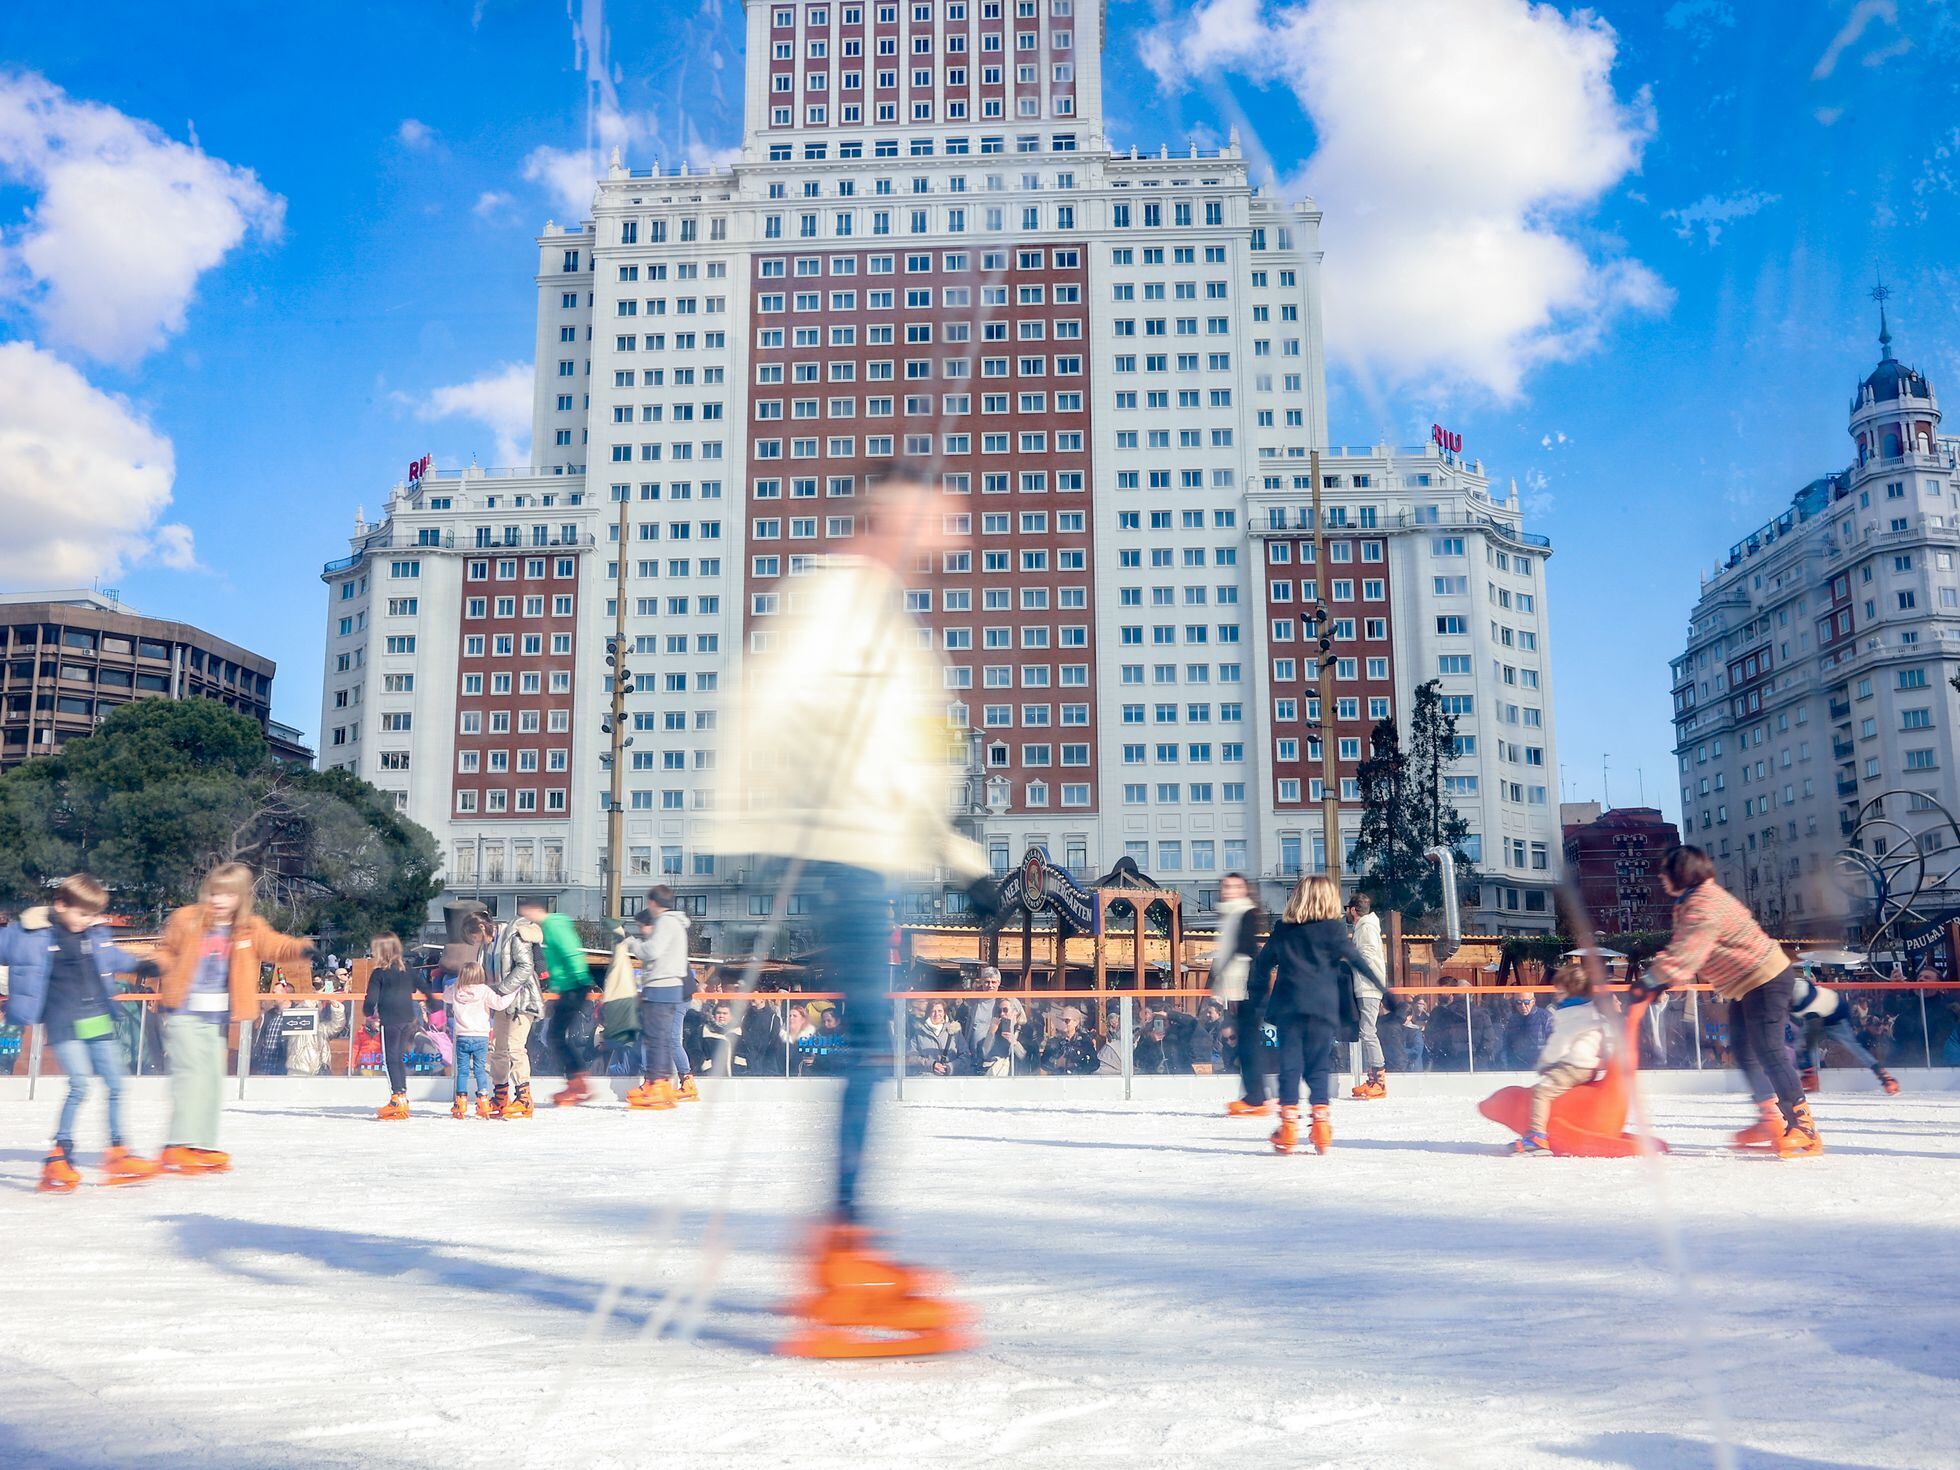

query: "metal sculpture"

left=1830, top=788, right=1960, bottom=961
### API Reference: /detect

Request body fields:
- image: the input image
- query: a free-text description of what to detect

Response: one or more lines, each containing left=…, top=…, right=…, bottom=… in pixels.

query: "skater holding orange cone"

left=1628, top=846, right=1821, bottom=1158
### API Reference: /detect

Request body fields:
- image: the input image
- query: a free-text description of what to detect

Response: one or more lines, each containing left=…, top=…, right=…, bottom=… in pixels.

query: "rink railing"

left=8, top=981, right=1959, bottom=1097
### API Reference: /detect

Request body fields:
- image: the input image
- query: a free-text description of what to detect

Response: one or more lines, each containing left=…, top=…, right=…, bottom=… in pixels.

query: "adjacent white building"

left=1672, top=312, right=1960, bottom=936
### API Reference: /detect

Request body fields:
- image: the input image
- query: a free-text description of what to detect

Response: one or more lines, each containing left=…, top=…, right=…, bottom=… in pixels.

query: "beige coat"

left=710, top=557, right=987, bottom=881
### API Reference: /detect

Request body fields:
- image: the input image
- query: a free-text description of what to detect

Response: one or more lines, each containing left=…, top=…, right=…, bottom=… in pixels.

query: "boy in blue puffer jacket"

left=0, top=873, right=162, bottom=1191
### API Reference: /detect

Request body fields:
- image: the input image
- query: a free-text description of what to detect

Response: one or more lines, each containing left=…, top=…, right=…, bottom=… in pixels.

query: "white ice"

left=0, top=1082, right=1955, bottom=1469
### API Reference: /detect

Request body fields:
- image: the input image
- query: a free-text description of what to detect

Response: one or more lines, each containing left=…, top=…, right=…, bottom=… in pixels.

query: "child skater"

left=363, top=935, right=420, bottom=1120
left=1793, top=968, right=1899, bottom=1095
left=447, top=962, right=514, bottom=1118
left=1515, top=967, right=1608, bottom=1155
left=0, top=873, right=163, bottom=1191
left=149, top=863, right=312, bottom=1172
left=1248, top=875, right=1367, bottom=1155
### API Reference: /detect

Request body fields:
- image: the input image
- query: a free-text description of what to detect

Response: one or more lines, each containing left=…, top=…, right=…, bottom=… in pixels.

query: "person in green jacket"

left=531, top=900, right=594, bottom=1106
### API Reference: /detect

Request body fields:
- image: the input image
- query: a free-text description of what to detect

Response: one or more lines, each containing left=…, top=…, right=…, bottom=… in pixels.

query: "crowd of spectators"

left=9, top=948, right=1960, bottom=1082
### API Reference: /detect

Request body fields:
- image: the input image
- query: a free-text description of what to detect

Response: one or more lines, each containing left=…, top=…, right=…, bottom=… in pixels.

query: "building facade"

left=0, top=590, right=311, bottom=769
left=1672, top=314, right=1960, bottom=937
left=321, top=0, right=1561, bottom=933
left=1561, top=806, right=1679, bottom=934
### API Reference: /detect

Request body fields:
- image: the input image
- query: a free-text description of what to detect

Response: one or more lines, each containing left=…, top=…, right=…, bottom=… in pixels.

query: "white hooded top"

left=709, top=557, right=987, bottom=882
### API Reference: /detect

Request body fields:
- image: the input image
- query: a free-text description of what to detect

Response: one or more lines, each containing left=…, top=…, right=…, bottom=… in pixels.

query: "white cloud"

left=396, top=117, right=436, bottom=149
left=405, top=363, right=533, bottom=469
left=522, top=142, right=601, bottom=220
left=0, top=341, right=191, bottom=583
left=1539, top=430, right=1570, bottom=449
left=1142, top=0, right=1664, bottom=399
left=472, top=189, right=516, bottom=217
left=0, top=70, right=284, bottom=364
left=1663, top=189, right=1780, bottom=245
left=1812, top=0, right=1902, bottom=80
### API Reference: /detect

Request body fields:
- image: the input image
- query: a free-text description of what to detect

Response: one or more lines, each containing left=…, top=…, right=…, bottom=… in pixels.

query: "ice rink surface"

left=1, top=1084, right=1955, bottom=1470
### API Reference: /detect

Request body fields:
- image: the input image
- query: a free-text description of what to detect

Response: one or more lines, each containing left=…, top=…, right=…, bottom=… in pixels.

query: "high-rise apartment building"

left=322, top=0, right=1561, bottom=932
left=1672, top=311, right=1960, bottom=936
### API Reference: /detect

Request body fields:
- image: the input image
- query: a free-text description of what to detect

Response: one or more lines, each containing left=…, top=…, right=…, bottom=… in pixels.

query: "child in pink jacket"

left=447, top=963, right=515, bottom=1118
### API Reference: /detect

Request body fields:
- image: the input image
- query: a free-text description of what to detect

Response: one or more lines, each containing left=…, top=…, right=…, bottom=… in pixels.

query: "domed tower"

left=1849, top=280, right=1939, bottom=471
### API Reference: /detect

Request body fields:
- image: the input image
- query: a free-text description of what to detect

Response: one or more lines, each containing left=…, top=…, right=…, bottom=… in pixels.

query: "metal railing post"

left=1921, top=987, right=1933, bottom=1069
left=786, top=999, right=793, bottom=1078
left=1120, top=994, right=1133, bottom=1102
left=134, top=1003, right=147, bottom=1077
left=1690, top=988, right=1703, bottom=1070
left=27, top=1025, right=41, bottom=1101
left=1464, top=995, right=1475, bottom=1074
left=237, top=1019, right=252, bottom=1101
left=891, top=997, right=905, bottom=1101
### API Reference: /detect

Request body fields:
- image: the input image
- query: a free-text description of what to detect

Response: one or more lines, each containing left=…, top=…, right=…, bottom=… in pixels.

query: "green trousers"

left=164, top=1014, right=228, bottom=1149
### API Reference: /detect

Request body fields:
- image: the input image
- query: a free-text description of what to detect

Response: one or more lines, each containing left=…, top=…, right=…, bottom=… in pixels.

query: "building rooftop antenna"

left=1871, top=273, right=1892, bottom=357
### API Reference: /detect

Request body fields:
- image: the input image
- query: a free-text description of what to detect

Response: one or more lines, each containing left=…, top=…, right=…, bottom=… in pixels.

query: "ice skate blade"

left=776, top=1325, right=974, bottom=1359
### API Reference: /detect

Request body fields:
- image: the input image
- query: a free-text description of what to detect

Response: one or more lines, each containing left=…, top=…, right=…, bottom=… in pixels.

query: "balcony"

left=1832, top=739, right=1854, bottom=760
left=1836, top=779, right=1859, bottom=798
left=1828, top=700, right=1851, bottom=722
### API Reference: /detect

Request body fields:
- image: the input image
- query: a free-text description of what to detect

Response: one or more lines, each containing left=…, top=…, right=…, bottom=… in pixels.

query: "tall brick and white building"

left=1672, top=309, right=1960, bottom=937
left=321, top=0, right=1562, bottom=934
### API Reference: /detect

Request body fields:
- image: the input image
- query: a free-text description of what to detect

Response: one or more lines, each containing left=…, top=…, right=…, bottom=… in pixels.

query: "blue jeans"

left=640, top=999, right=682, bottom=1084
left=672, top=1002, right=690, bottom=1080
left=454, top=1035, right=490, bottom=1096
left=50, top=1032, right=127, bottom=1146
left=1805, top=1016, right=1879, bottom=1072
left=806, top=861, right=891, bottom=1223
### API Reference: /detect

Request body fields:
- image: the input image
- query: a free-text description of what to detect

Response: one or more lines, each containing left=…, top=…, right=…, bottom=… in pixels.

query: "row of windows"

left=758, top=247, right=1079, bottom=277
left=455, top=788, right=569, bottom=815
left=1270, top=656, right=1391, bottom=682
left=606, top=441, right=726, bottom=461
left=769, top=95, right=1073, bottom=128
left=772, top=57, right=1074, bottom=87
left=456, top=748, right=572, bottom=774
left=772, top=5, right=1077, bottom=38
left=462, top=597, right=576, bottom=619
left=458, top=709, right=574, bottom=735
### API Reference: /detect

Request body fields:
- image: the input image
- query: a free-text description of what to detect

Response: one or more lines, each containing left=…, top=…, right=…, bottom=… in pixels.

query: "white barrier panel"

left=4, top=1069, right=1956, bottom=1106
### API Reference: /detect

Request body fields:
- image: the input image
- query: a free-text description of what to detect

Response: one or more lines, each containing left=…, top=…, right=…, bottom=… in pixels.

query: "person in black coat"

left=1249, top=876, right=1366, bottom=1152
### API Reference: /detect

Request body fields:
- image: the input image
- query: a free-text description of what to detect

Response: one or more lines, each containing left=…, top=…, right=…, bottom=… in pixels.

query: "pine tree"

left=1350, top=680, right=1481, bottom=923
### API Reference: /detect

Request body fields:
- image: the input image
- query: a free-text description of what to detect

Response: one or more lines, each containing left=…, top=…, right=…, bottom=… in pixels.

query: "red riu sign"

left=1430, top=424, right=1463, bottom=454
left=408, top=454, right=433, bottom=483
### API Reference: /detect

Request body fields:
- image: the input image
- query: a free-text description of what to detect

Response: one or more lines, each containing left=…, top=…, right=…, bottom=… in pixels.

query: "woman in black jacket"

left=362, top=935, right=421, bottom=1120
left=1249, top=876, right=1366, bottom=1154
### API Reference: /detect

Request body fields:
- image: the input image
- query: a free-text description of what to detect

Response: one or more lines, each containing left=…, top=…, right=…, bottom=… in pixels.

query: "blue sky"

left=1, top=0, right=1956, bottom=824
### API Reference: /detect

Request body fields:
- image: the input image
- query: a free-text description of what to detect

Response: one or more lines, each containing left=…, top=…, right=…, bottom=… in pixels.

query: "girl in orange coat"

left=148, top=863, right=312, bottom=1172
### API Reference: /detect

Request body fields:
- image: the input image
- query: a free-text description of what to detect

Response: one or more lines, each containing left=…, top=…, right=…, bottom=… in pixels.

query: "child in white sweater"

left=448, top=962, right=515, bottom=1118
left=1519, top=969, right=1608, bottom=1154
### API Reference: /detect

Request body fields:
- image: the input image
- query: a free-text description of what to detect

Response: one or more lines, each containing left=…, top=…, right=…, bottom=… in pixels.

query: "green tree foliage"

left=0, top=700, right=439, bottom=945
left=1349, top=680, right=1481, bottom=923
